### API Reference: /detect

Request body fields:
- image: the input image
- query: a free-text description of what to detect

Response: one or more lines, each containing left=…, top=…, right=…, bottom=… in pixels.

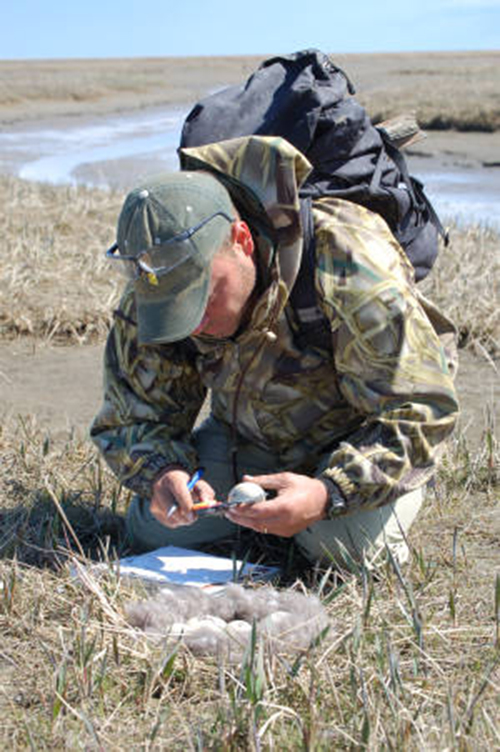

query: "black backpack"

left=180, top=49, right=447, bottom=352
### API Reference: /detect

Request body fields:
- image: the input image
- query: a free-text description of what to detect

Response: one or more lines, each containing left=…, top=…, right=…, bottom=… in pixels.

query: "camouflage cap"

left=116, top=171, right=234, bottom=344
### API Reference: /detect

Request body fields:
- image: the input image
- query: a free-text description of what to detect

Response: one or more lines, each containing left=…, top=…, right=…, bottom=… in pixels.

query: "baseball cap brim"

left=135, top=254, right=211, bottom=344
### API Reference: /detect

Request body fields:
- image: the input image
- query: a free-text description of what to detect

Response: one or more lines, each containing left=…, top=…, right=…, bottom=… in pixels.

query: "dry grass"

left=0, top=56, right=266, bottom=125
left=339, top=51, right=500, bottom=133
left=421, top=223, right=500, bottom=356
left=0, top=175, right=122, bottom=343
left=1, top=51, right=499, bottom=132
left=0, top=414, right=498, bottom=748
left=0, top=175, right=499, bottom=356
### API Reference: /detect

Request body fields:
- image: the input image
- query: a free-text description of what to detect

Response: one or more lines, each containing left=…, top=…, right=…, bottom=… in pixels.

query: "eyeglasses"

left=106, top=210, right=235, bottom=286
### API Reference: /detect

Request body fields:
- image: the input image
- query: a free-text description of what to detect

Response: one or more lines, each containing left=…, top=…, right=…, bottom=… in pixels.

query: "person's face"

left=191, top=220, right=257, bottom=339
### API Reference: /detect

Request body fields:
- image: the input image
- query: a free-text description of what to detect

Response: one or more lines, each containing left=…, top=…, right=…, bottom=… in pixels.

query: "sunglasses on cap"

left=105, top=210, right=235, bottom=286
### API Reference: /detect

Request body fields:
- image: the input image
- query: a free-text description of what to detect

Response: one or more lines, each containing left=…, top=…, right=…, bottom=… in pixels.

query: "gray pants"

left=126, top=417, right=423, bottom=570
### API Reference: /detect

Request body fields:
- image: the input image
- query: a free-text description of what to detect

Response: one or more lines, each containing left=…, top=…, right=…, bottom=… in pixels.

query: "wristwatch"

left=320, top=477, right=347, bottom=518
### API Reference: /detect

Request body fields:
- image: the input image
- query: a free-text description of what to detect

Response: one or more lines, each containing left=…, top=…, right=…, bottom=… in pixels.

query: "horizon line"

left=1, top=48, right=499, bottom=64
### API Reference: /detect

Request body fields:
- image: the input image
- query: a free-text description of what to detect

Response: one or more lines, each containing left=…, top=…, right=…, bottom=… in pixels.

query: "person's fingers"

left=150, top=496, right=192, bottom=527
left=225, top=503, right=281, bottom=528
left=225, top=504, right=268, bottom=523
left=156, top=476, right=219, bottom=526
left=226, top=472, right=329, bottom=537
left=169, top=507, right=197, bottom=526
left=149, top=468, right=222, bottom=528
left=224, top=510, right=287, bottom=537
left=192, top=479, right=217, bottom=503
left=225, top=511, right=271, bottom=534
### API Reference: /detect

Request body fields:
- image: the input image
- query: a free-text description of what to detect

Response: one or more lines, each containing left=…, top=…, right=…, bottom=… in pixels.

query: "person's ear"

left=231, top=220, right=254, bottom=256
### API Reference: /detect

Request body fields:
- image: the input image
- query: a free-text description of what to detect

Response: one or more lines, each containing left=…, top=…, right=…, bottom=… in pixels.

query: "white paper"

left=107, top=545, right=279, bottom=588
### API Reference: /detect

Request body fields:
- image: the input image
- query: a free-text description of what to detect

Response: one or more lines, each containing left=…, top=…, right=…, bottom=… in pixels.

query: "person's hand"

left=224, top=472, right=328, bottom=537
left=150, top=466, right=216, bottom=528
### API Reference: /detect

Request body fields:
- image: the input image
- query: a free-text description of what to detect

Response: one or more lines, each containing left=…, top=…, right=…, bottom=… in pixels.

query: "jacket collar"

left=179, top=135, right=312, bottom=297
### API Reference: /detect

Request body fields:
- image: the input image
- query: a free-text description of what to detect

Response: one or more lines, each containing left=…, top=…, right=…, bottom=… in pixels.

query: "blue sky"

left=1, top=0, right=499, bottom=59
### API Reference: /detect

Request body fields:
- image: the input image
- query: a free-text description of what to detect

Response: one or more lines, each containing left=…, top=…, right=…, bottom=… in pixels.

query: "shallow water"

left=410, top=156, right=500, bottom=232
left=0, top=107, right=187, bottom=190
left=0, top=107, right=499, bottom=231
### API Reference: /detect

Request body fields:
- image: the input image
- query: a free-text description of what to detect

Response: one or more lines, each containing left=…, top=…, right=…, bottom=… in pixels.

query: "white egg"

left=227, top=481, right=266, bottom=505
left=226, top=620, right=253, bottom=644
left=260, top=611, right=293, bottom=635
left=184, top=616, right=206, bottom=631
left=196, top=615, right=227, bottom=629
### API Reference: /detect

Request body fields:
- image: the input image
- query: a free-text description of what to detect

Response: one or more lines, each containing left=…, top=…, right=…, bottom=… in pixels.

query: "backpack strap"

left=287, top=198, right=333, bottom=354
left=382, top=137, right=449, bottom=246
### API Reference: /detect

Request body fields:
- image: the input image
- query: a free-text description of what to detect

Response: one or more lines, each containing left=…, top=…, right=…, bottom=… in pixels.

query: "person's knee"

left=294, top=487, right=424, bottom=572
left=294, top=521, right=375, bottom=572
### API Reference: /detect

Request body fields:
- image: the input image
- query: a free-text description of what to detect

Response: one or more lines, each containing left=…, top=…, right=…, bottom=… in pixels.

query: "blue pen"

left=166, top=468, right=205, bottom=518
left=186, top=467, right=204, bottom=491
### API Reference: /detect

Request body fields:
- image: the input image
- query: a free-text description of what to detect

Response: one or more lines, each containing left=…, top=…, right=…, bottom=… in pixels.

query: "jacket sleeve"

left=314, top=199, right=459, bottom=513
left=89, top=289, right=207, bottom=498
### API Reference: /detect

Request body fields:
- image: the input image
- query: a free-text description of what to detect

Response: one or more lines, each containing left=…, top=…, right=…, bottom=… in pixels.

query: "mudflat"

left=1, top=52, right=499, bottom=174
left=1, top=51, right=499, bottom=131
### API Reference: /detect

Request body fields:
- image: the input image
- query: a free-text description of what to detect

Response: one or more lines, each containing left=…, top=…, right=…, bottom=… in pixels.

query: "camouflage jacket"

left=90, top=136, right=459, bottom=514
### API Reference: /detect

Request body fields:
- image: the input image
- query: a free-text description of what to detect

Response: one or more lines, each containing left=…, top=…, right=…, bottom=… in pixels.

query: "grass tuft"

left=421, top=223, right=500, bottom=356
left=0, top=176, right=122, bottom=344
